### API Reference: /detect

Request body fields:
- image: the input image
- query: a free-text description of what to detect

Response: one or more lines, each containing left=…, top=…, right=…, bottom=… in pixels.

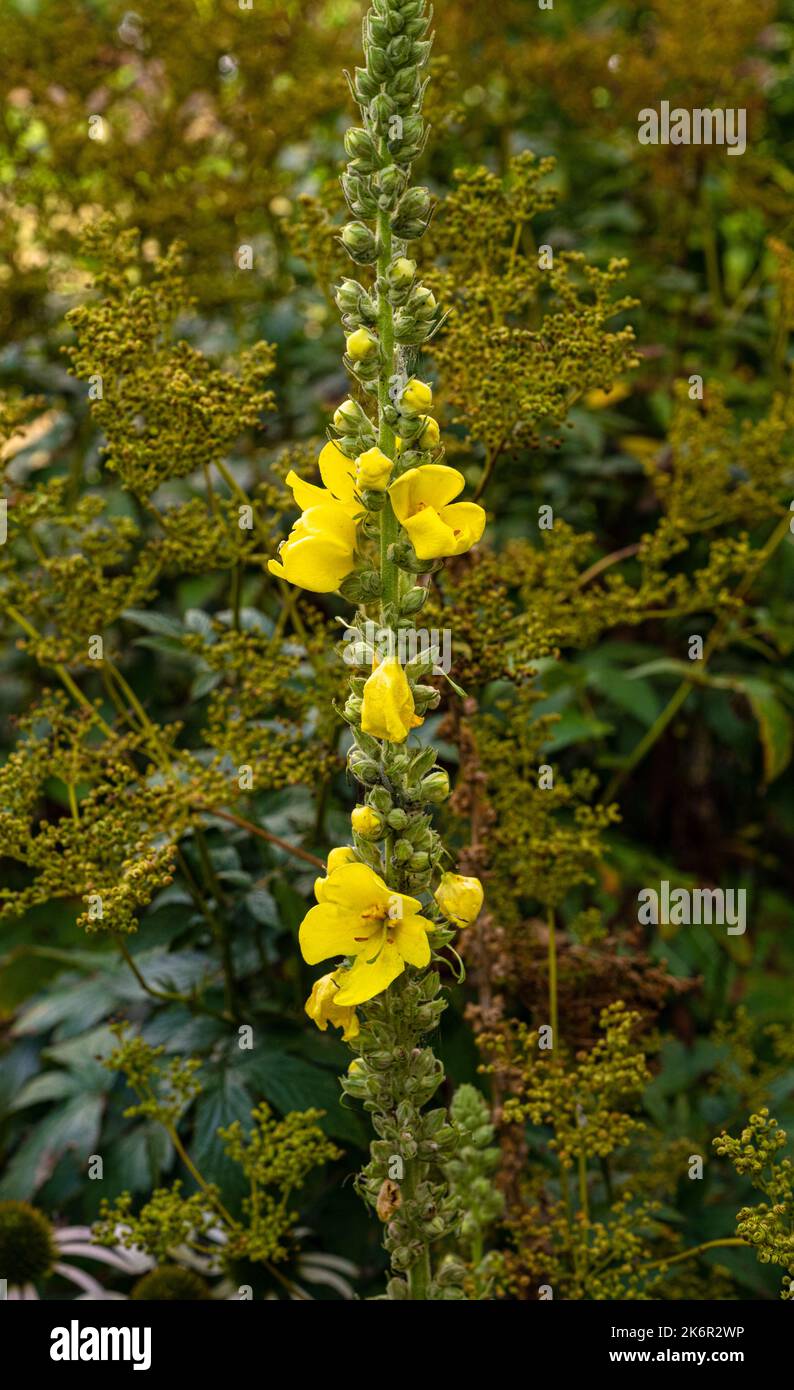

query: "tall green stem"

left=377, top=204, right=399, bottom=620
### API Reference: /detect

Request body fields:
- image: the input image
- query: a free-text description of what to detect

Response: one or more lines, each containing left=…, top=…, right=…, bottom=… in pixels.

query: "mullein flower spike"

left=290, top=0, right=484, bottom=1298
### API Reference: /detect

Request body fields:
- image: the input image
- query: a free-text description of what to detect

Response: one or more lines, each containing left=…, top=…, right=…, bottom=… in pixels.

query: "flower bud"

left=341, top=222, right=378, bottom=265
left=342, top=172, right=378, bottom=218
left=392, top=838, right=414, bottom=865
left=376, top=164, right=407, bottom=203
left=418, top=416, right=440, bottom=449
left=434, top=872, right=485, bottom=927
left=420, top=769, right=450, bottom=803
left=369, top=92, right=396, bottom=129
left=335, top=277, right=366, bottom=314
left=344, top=127, right=378, bottom=170
left=348, top=749, right=381, bottom=784
left=411, top=286, right=437, bottom=319
left=401, top=378, right=433, bottom=413
left=368, top=786, right=393, bottom=816
left=391, top=186, right=432, bottom=239
left=333, top=397, right=369, bottom=433
left=346, top=327, right=379, bottom=361
left=356, top=446, right=394, bottom=492
left=399, top=585, right=427, bottom=615
left=386, top=807, right=409, bottom=831
left=386, top=257, right=416, bottom=292
left=352, top=805, right=383, bottom=840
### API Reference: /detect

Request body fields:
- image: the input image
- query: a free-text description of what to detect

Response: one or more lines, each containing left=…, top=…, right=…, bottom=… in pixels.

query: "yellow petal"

left=438, top=501, right=487, bottom=555
left=360, top=656, right=421, bottom=743
left=332, top=941, right=405, bottom=1005
left=389, top=464, right=464, bottom=522
left=298, top=903, right=363, bottom=964
left=270, top=533, right=354, bottom=592
left=305, top=971, right=359, bottom=1040
left=319, top=441, right=357, bottom=506
left=394, top=913, right=433, bottom=967
left=318, top=860, right=392, bottom=915
left=298, top=502, right=357, bottom=547
left=286, top=470, right=331, bottom=512
left=326, top=846, right=358, bottom=875
left=402, top=506, right=459, bottom=560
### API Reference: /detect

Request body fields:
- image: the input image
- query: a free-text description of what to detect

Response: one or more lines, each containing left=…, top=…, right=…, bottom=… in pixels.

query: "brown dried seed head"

left=376, top=1178, right=402, bottom=1222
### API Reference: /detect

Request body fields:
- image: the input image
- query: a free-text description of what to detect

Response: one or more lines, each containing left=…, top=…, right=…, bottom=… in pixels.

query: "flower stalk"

left=269, top=0, right=487, bottom=1298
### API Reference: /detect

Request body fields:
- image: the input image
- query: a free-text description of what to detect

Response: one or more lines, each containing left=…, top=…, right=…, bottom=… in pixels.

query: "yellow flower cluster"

left=269, top=380, right=486, bottom=590
left=268, top=442, right=361, bottom=592
left=300, top=859, right=434, bottom=1013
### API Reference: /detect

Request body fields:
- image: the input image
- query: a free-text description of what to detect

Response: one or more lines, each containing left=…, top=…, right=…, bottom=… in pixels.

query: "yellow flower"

left=355, top=446, right=393, bottom=492
left=389, top=464, right=486, bottom=561
left=434, top=872, right=484, bottom=927
left=418, top=416, right=440, bottom=449
left=305, top=970, right=360, bottom=1041
left=401, top=378, right=433, bottom=413
left=351, top=805, right=382, bottom=839
left=346, top=327, right=378, bottom=361
left=299, top=861, right=433, bottom=1005
left=267, top=501, right=357, bottom=593
left=361, top=656, right=423, bottom=744
left=284, top=442, right=361, bottom=517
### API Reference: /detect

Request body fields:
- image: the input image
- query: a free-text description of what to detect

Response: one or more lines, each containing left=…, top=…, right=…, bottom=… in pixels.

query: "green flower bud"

left=333, top=397, right=369, bottom=432
left=343, top=694, right=364, bottom=721
left=391, top=186, right=432, bottom=239
left=420, top=769, right=450, bottom=803
left=390, top=65, right=420, bottom=109
left=348, top=750, right=381, bottom=784
left=368, top=787, right=393, bottom=816
left=344, top=127, right=379, bottom=170
left=389, top=538, right=432, bottom=572
left=386, top=807, right=409, bottom=830
left=367, top=46, right=390, bottom=84
left=354, top=66, right=379, bottom=101
left=343, top=173, right=378, bottom=219
left=369, top=93, right=396, bottom=129
left=341, top=222, right=378, bottom=265
left=392, top=838, right=414, bottom=864
left=411, top=286, right=438, bottom=320
left=335, top=278, right=366, bottom=315
left=399, top=585, right=427, bottom=615
left=387, top=35, right=413, bottom=67
left=392, top=307, right=432, bottom=345
left=385, top=257, right=417, bottom=305
left=376, top=164, right=408, bottom=206
left=339, top=569, right=383, bottom=603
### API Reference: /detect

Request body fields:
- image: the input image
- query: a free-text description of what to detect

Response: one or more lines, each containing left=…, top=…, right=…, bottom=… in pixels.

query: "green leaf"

left=0, top=1095, right=104, bottom=1199
left=242, top=1050, right=365, bottom=1147
left=711, top=675, right=793, bottom=783
left=122, top=608, right=183, bottom=637
left=10, top=1071, right=81, bottom=1110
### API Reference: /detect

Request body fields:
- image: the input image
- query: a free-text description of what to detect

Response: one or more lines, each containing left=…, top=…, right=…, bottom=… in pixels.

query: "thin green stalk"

left=377, top=202, right=399, bottom=620
left=5, top=604, right=115, bottom=738
left=640, top=1237, right=747, bottom=1275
